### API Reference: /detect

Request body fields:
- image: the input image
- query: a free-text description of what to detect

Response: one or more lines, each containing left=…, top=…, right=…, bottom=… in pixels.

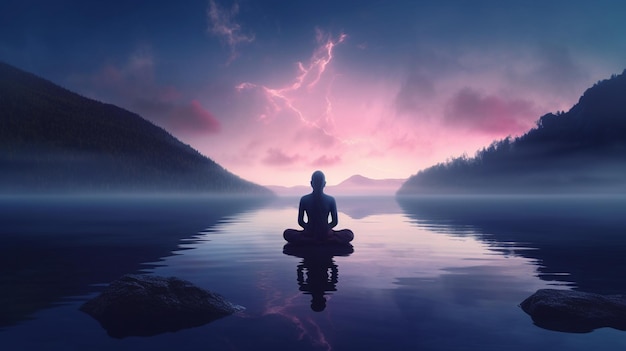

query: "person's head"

left=310, top=170, right=326, bottom=192
left=311, top=295, right=327, bottom=312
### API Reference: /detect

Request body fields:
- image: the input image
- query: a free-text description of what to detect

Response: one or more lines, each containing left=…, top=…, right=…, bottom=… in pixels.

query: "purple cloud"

left=311, top=155, right=341, bottom=167
left=395, top=73, right=436, bottom=115
left=168, top=100, right=220, bottom=134
left=263, top=148, right=301, bottom=166
left=444, top=87, right=536, bottom=134
left=70, top=49, right=220, bottom=135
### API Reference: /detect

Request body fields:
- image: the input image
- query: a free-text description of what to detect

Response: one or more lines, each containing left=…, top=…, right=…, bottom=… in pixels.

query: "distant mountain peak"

left=340, top=174, right=374, bottom=185
left=337, top=174, right=405, bottom=187
left=333, top=175, right=406, bottom=195
left=266, top=174, right=406, bottom=196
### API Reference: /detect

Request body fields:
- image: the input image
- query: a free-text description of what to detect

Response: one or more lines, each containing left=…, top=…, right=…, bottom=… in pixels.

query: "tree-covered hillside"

left=0, top=62, right=270, bottom=194
left=398, top=70, right=626, bottom=195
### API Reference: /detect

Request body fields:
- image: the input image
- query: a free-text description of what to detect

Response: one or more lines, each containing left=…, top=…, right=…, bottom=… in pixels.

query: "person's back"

left=283, top=170, right=353, bottom=244
left=300, top=191, right=336, bottom=240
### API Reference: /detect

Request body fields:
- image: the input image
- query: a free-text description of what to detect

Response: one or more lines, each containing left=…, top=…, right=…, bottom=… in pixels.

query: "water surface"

left=1, top=195, right=626, bottom=350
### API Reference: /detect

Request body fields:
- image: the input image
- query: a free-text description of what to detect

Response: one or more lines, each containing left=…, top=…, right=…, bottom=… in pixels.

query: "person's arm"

left=328, top=197, right=338, bottom=230
left=298, top=198, right=308, bottom=230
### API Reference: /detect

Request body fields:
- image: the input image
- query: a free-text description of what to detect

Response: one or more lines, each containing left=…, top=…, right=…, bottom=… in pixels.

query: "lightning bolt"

left=236, top=31, right=349, bottom=144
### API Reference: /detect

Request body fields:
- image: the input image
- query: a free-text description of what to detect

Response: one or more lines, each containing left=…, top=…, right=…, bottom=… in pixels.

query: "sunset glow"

left=3, top=0, right=626, bottom=186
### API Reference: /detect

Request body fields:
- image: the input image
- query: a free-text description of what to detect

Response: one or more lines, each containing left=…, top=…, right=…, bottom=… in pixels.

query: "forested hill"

left=398, top=70, right=626, bottom=195
left=0, top=62, right=270, bottom=195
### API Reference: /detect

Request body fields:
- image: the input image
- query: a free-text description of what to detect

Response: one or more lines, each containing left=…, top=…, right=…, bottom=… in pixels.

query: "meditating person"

left=283, top=170, right=354, bottom=244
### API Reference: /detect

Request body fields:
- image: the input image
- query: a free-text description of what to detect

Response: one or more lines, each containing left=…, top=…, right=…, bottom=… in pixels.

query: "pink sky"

left=181, top=34, right=598, bottom=186
left=72, top=31, right=609, bottom=187
left=42, top=1, right=626, bottom=187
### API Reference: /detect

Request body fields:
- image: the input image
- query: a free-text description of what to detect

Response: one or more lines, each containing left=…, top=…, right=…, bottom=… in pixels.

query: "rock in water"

left=80, top=274, right=244, bottom=338
left=520, top=289, right=626, bottom=333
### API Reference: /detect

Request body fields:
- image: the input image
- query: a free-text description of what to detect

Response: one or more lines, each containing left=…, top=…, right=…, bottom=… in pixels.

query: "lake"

left=1, top=195, right=626, bottom=350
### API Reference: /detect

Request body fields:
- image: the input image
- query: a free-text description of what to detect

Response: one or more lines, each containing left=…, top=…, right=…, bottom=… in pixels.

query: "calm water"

left=1, top=195, right=626, bottom=350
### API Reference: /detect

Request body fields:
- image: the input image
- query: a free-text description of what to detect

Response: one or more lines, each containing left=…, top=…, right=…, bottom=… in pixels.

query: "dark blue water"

left=1, top=195, right=626, bottom=350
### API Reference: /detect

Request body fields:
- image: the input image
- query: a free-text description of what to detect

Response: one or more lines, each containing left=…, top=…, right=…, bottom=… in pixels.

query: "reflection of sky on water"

left=148, top=200, right=557, bottom=340
left=148, top=196, right=570, bottom=301
left=150, top=206, right=343, bottom=349
left=151, top=204, right=551, bottom=291
left=4, top=196, right=626, bottom=350
left=338, top=213, right=550, bottom=293
left=146, top=199, right=598, bottom=350
left=156, top=196, right=624, bottom=351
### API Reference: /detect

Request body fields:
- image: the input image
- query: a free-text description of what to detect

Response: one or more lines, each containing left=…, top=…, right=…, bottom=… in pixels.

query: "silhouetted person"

left=283, top=170, right=354, bottom=244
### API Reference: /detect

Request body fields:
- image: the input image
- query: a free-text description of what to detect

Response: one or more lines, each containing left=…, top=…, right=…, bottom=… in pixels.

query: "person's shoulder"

left=323, top=194, right=336, bottom=202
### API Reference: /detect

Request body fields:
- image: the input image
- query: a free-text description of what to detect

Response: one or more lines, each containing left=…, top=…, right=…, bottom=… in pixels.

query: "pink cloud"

left=293, top=126, right=337, bottom=149
left=311, top=155, right=341, bottom=167
left=99, top=65, right=124, bottom=84
left=72, top=49, right=221, bottom=135
left=168, top=100, right=220, bottom=133
left=263, top=148, right=301, bottom=166
left=386, top=133, right=426, bottom=153
left=444, top=87, right=536, bottom=134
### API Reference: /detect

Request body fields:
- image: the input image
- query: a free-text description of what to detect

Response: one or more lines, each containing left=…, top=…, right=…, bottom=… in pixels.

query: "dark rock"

left=520, top=289, right=626, bottom=333
left=80, top=274, right=244, bottom=338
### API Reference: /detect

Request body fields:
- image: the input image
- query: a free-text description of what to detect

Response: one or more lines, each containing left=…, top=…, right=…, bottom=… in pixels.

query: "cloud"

left=92, top=49, right=153, bottom=87
left=168, top=100, right=220, bottom=133
left=481, top=44, right=592, bottom=111
left=444, top=87, right=536, bottom=134
left=395, top=72, right=436, bottom=115
left=386, top=133, right=425, bottom=153
left=127, top=47, right=155, bottom=75
left=526, top=44, right=589, bottom=96
left=293, top=125, right=337, bottom=149
left=311, top=155, right=341, bottom=167
left=71, top=48, right=220, bottom=135
left=207, top=0, right=254, bottom=63
left=263, top=148, right=301, bottom=166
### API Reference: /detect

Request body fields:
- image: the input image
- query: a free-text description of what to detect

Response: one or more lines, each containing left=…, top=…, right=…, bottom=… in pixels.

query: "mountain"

left=398, top=70, right=626, bottom=195
left=0, top=62, right=270, bottom=195
left=332, top=175, right=405, bottom=195
left=268, top=174, right=405, bottom=196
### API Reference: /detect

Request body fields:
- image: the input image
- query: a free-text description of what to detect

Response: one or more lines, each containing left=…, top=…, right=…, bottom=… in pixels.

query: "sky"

left=2, top=0, right=626, bottom=187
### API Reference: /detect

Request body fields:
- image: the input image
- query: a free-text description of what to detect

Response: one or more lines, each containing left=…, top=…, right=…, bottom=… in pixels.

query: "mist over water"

left=1, top=195, right=626, bottom=350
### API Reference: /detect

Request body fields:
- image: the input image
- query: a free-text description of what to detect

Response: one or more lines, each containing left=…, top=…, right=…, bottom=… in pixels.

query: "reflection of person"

left=297, top=256, right=338, bottom=312
left=283, top=243, right=353, bottom=312
left=283, top=170, right=354, bottom=244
